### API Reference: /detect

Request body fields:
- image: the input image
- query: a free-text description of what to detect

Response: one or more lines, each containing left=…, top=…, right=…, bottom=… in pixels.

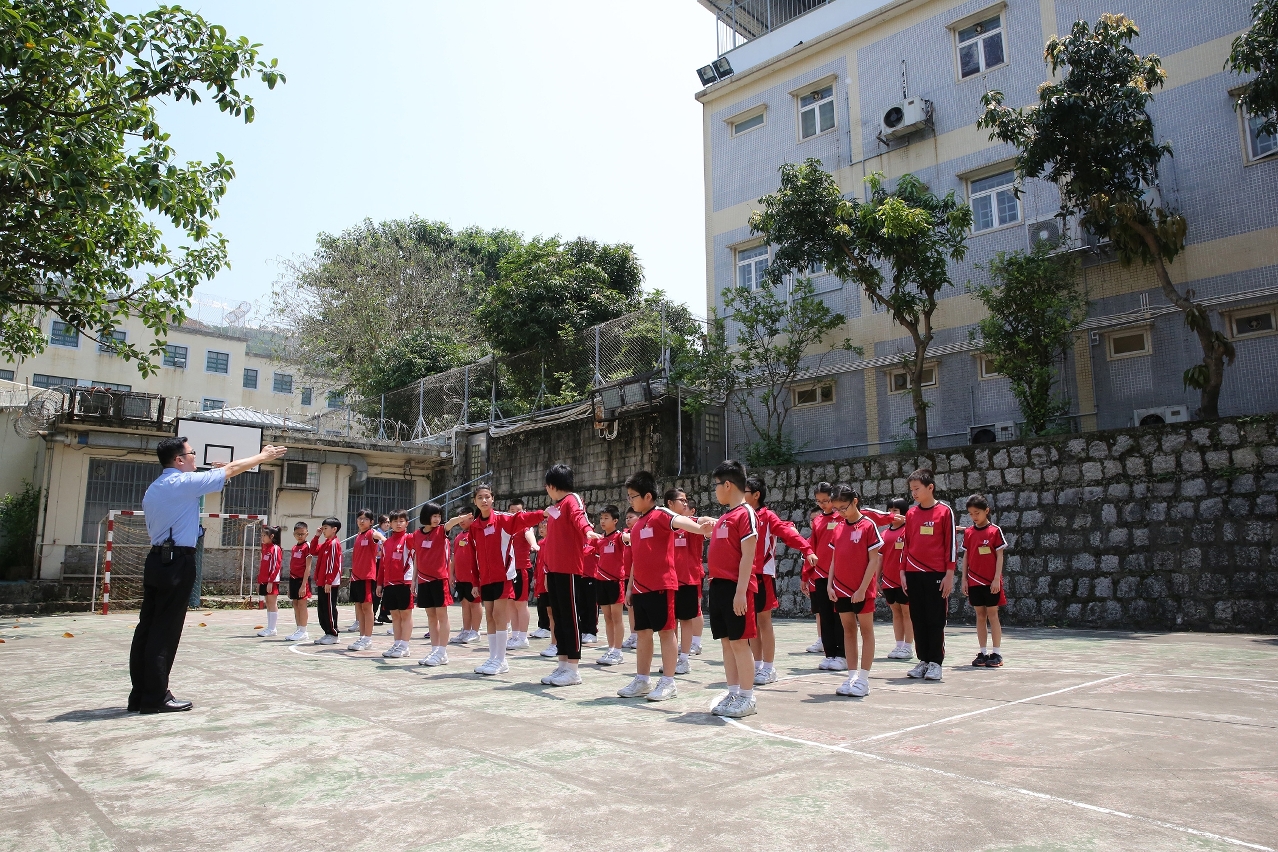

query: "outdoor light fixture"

left=697, top=64, right=718, bottom=86
left=712, top=56, right=734, bottom=78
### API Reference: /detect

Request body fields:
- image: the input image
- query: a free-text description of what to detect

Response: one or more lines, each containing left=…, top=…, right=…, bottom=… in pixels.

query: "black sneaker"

left=971, top=653, right=989, bottom=667
left=985, top=653, right=1003, bottom=668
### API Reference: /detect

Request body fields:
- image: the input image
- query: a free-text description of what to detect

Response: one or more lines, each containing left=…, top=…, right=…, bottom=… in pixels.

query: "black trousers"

left=812, top=578, right=844, bottom=659
left=575, top=575, right=598, bottom=637
left=546, top=572, right=581, bottom=660
left=317, top=586, right=339, bottom=636
left=129, top=549, right=197, bottom=709
left=536, top=588, right=551, bottom=630
left=907, top=572, right=947, bottom=664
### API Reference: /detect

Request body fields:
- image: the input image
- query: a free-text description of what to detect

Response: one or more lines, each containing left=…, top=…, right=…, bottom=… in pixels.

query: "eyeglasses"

left=181, top=451, right=196, bottom=457
left=713, top=480, right=729, bottom=488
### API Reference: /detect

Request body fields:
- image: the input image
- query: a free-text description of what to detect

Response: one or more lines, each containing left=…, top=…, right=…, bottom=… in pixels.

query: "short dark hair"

left=832, top=484, right=860, bottom=505
left=293, top=521, right=308, bottom=531
left=355, top=508, right=374, bottom=522
left=545, top=463, right=574, bottom=492
left=389, top=509, right=409, bottom=522
left=624, top=507, right=640, bottom=517
left=908, top=468, right=935, bottom=488
left=663, top=487, right=685, bottom=507
left=814, top=481, right=834, bottom=498
left=157, top=435, right=189, bottom=467
left=711, top=459, right=747, bottom=491
left=625, top=470, right=658, bottom=500
left=745, top=475, right=767, bottom=505
left=508, top=499, right=524, bottom=510
left=889, top=497, right=910, bottom=514
left=473, top=484, right=492, bottom=498
left=377, top=514, right=389, bottom=525
left=600, top=504, right=621, bottom=520
left=322, top=517, right=341, bottom=532
left=966, top=493, right=990, bottom=511
left=420, top=501, right=443, bottom=526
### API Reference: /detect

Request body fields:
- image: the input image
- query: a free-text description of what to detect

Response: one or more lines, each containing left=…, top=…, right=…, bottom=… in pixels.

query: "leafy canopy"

left=1230, top=0, right=1278, bottom=138
left=0, top=0, right=283, bottom=372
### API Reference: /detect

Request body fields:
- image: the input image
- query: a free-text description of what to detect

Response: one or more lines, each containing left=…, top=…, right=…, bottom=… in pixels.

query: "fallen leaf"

left=62, top=632, right=74, bottom=638
left=253, top=625, right=264, bottom=630
left=0, top=638, right=6, bottom=643
left=198, top=623, right=207, bottom=627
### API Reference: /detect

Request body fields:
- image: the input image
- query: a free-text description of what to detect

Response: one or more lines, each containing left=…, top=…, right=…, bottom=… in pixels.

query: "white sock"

left=627, top=633, right=636, bottom=642
left=740, top=689, right=754, bottom=701
left=980, top=646, right=987, bottom=654
left=754, top=659, right=763, bottom=672
left=517, top=631, right=526, bottom=642
left=690, top=636, right=701, bottom=650
left=679, top=652, right=688, bottom=662
left=856, top=668, right=867, bottom=681
left=992, top=646, right=1001, bottom=655
left=266, top=611, right=278, bottom=630
left=635, top=673, right=650, bottom=683
left=494, top=630, right=508, bottom=661
left=487, top=633, right=497, bottom=655
left=728, top=684, right=740, bottom=696
left=564, top=659, right=578, bottom=670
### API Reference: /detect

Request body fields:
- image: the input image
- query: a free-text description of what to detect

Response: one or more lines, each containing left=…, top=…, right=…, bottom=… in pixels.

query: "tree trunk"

left=907, top=327, right=931, bottom=451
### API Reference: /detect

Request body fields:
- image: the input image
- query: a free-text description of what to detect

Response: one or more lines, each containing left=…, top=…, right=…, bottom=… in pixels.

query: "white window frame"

left=952, top=7, right=1008, bottom=81
left=705, top=411, right=722, bottom=442
left=0, top=369, right=13, bottom=382
left=1227, top=305, right=1277, bottom=340
left=735, top=244, right=770, bottom=292
left=301, top=387, right=313, bottom=406
left=791, top=381, right=835, bottom=408
left=91, top=380, right=131, bottom=392
left=98, top=329, right=126, bottom=355
left=201, top=398, right=225, bottom=411
left=968, top=169, right=1021, bottom=233
left=729, top=107, right=766, bottom=137
left=978, top=355, right=1002, bottom=380
left=49, top=320, right=79, bottom=348
left=163, top=344, right=188, bottom=369
left=888, top=364, right=939, bottom=393
left=272, top=372, right=294, bottom=394
left=243, top=367, right=258, bottom=389
left=1105, top=327, right=1152, bottom=361
left=797, top=84, right=836, bottom=141
left=205, top=350, right=230, bottom=374
left=282, top=460, right=320, bottom=490
left=1241, top=107, right=1278, bottom=163
left=326, top=391, right=345, bottom=409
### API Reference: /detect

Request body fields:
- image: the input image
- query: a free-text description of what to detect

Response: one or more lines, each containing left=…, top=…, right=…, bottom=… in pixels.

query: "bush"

left=0, top=480, right=40, bottom=579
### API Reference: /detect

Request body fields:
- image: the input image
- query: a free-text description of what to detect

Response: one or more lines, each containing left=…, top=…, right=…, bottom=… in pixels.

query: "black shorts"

left=675, top=583, right=701, bottom=621
left=708, top=578, right=756, bottom=641
left=416, top=579, right=452, bottom=609
left=258, top=582, right=279, bottom=596
left=349, top=579, right=375, bottom=604
left=288, top=578, right=311, bottom=600
left=834, top=596, right=874, bottom=614
left=882, top=586, right=909, bottom=606
left=753, top=574, right=778, bottom=613
left=968, top=584, right=1005, bottom=608
left=382, top=584, right=413, bottom=611
left=631, top=589, right=676, bottom=633
left=596, top=579, right=622, bottom=607
left=512, top=566, right=529, bottom=601
left=480, top=580, right=514, bottom=602
left=455, top=581, right=476, bottom=602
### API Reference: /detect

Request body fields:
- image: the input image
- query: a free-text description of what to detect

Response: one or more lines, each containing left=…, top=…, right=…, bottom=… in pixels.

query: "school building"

left=695, top=0, right=1278, bottom=458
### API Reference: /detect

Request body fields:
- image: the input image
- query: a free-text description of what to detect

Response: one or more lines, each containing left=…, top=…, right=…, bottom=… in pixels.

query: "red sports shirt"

left=452, top=529, right=478, bottom=585
left=377, top=530, right=412, bottom=586
left=629, top=507, right=680, bottom=593
left=470, top=510, right=543, bottom=586
left=512, top=527, right=534, bottom=572
left=593, top=531, right=625, bottom=582
left=674, top=528, right=704, bottom=586
left=753, top=506, right=814, bottom=576
left=962, top=523, right=1007, bottom=586
left=410, top=525, right=449, bottom=582
left=808, top=511, right=839, bottom=579
left=904, top=501, right=957, bottom=573
left=309, top=535, right=343, bottom=587
left=257, top=543, right=282, bottom=584
left=878, top=523, right=907, bottom=589
left=350, top=529, right=379, bottom=581
left=288, top=542, right=310, bottom=580
left=582, top=540, right=601, bottom=580
left=540, top=494, right=592, bottom=575
left=828, top=515, right=883, bottom=600
left=621, top=537, right=633, bottom=581
left=706, top=503, right=759, bottom=590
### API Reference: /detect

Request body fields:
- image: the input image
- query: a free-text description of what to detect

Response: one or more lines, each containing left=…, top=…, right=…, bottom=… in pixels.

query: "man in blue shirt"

left=128, top=435, right=287, bottom=713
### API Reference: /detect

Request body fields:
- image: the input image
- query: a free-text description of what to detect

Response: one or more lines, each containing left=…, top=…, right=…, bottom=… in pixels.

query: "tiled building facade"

left=696, top=0, right=1278, bottom=459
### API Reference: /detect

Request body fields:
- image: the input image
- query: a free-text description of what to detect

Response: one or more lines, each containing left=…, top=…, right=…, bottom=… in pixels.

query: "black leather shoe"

left=139, top=697, right=192, bottom=714
left=127, top=703, right=139, bottom=712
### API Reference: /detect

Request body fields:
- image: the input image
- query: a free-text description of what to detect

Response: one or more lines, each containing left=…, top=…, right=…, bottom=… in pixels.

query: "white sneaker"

left=596, top=649, right=622, bottom=666
left=721, top=694, right=757, bottom=718
left=647, top=677, right=678, bottom=701
left=384, top=627, right=394, bottom=636
left=314, top=634, right=338, bottom=645
left=674, top=656, right=690, bottom=675
left=474, top=658, right=496, bottom=674
left=849, top=677, right=870, bottom=697
left=806, top=640, right=825, bottom=654
left=924, top=662, right=943, bottom=681
left=549, top=667, right=582, bottom=687
left=529, top=628, right=551, bottom=639
left=617, top=676, right=653, bottom=698
left=690, top=642, right=702, bottom=656
left=886, top=645, right=913, bottom=660
left=382, top=642, right=407, bottom=658
left=711, top=693, right=736, bottom=715
left=541, top=664, right=565, bottom=684
left=540, top=644, right=559, bottom=658
left=256, top=627, right=277, bottom=637
left=343, top=622, right=359, bottom=633
left=907, top=661, right=928, bottom=678
left=621, top=634, right=638, bottom=650
left=286, top=628, right=308, bottom=642
left=581, top=634, right=598, bottom=645
left=420, top=649, right=448, bottom=666
left=818, top=657, right=836, bottom=670
left=753, top=666, right=777, bottom=685
left=835, top=676, right=854, bottom=696
left=347, top=636, right=370, bottom=651
left=508, top=636, right=530, bottom=650
left=828, top=656, right=847, bottom=672
left=448, top=631, right=466, bottom=645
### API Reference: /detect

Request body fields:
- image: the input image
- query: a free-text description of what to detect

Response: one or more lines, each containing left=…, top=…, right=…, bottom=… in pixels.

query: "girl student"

left=590, top=505, right=626, bottom=666
left=667, top=488, right=705, bottom=674
left=255, top=525, right=284, bottom=637
left=960, top=494, right=1007, bottom=668
left=411, top=501, right=452, bottom=666
left=860, top=497, right=914, bottom=660
left=448, top=510, right=483, bottom=645
left=285, top=522, right=313, bottom=642
left=376, top=509, right=415, bottom=658
left=347, top=509, right=386, bottom=652
left=826, top=485, right=884, bottom=697
left=620, top=507, right=640, bottom=650
left=807, top=483, right=842, bottom=664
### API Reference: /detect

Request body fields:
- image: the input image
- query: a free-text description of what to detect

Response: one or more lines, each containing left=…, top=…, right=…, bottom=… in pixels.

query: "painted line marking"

left=723, top=718, right=1275, bottom=852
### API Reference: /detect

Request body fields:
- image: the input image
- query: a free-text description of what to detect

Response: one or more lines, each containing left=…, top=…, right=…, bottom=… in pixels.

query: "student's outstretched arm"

left=734, top=536, right=757, bottom=616
left=671, top=514, right=705, bottom=535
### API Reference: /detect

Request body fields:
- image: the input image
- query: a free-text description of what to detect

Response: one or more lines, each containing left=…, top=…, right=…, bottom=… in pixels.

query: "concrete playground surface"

left=0, top=610, right=1275, bottom=852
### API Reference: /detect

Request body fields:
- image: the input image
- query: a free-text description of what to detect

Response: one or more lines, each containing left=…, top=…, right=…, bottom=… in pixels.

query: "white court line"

left=722, top=718, right=1275, bottom=852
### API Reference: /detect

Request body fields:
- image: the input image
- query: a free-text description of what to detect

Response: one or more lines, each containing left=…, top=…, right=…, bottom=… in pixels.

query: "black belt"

left=150, top=545, right=197, bottom=555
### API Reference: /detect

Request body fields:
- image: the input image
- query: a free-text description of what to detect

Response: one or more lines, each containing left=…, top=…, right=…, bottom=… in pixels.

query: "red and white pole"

left=101, top=514, right=114, bottom=615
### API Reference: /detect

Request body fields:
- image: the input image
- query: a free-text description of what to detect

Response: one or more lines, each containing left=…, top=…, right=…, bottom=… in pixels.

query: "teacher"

left=128, top=435, right=288, bottom=714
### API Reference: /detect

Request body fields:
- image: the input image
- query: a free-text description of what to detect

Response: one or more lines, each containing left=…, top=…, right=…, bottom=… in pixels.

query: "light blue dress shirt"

left=142, top=467, right=228, bottom=547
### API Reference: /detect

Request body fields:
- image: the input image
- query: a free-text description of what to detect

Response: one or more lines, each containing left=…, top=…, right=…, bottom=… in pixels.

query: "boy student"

left=449, top=512, right=483, bottom=644
left=742, top=476, right=818, bottom=684
left=310, top=518, right=344, bottom=645
left=411, top=502, right=452, bottom=666
left=538, top=463, right=599, bottom=687
left=827, top=486, right=883, bottom=697
left=620, top=507, right=640, bottom=650
left=591, top=505, right=627, bottom=665
left=902, top=468, right=956, bottom=681
left=616, top=470, right=711, bottom=702
left=255, top=525, right=284, bottom=637
left=861, top=497, right=914, bottom=660
left=804, top=507, right=824, bottom=654
left=347, top=509, right=386, bottom=651
left=507, top=499, right=536, bottom=650
left=667, top=488, right=704, bottom=674
left=807, top=483, right=845, bottom=669
left=285, top=522, right=313, bottom=642
left=704, top=460, right=760, bottom=718
left=371, top=514, right=393, bottom=629
left=377, top=509, right=415, bottom=658
left=576, top=527, right=600, bottom=645
left=960, top=494, right=1007, bottom=668
left=530, top=519, right=552, bottom=640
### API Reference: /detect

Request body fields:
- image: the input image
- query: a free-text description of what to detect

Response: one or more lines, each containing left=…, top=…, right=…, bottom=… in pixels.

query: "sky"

left=114, top=1, right=716, bottom=319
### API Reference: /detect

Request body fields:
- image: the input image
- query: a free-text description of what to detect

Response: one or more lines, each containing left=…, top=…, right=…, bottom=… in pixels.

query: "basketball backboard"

left=176, top=419, right=264, bottom=472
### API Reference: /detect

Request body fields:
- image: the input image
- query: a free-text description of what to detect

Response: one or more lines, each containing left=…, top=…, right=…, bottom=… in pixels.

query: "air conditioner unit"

left=1028, top=218, right=1066, bottom=252
left=1133, top=405, right=1189, bottom=427
left=881, top=98, right=929, bottom=140
left=281, top=460, right=319, bottom=491
left=969, top=422, right=1016, bottom=444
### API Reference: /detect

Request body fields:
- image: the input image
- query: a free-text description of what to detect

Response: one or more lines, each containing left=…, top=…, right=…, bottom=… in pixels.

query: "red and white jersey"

left=541, top=494, right=593, bottom=575
left=962, top=522, right=1007, bottom=587
left=753, top=506, right=814, bottom=576
left=377, top=530, right=412, bottom=586
left=706, top=503, right=759, bottom=591
left=878, top=523, right=907, bottom=589
left=310, top=535, right=343, bottom=587
left=808, top=511, right=839, bottom=579
left=621, top=536, right=633, bottom=582
left=350, top=529, right=379, bottom=582
left=592, top=531, right=625, bottom=582
left=470, top=510, right=542, bottom=586
left=288, top=542, right=310, bottom=580
left=828, top=515, right=883, bottom=600
left=512, top=527, right=534, bottom=572
left=629, top=507, right=680, bottom=593
left=410, top=525, right=449, bottom=582
left=452, top=529, right=479, bottom=585
left=904, top=501, right=957, bottom=573
left=582, top=540, right=601, bottom=579
left=257, top=543, right=282, bottom=584
left=673, top=529, right=704, bottom=585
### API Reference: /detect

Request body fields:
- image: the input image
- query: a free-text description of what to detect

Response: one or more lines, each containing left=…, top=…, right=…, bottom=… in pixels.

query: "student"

left=285, top=522, right=313, bottom=642
left=620, top=507, right=640, bottom=651
left=309, top=518, right=343, bottom=645
left=449, top=512, right=483, bottom=644
left=960, top=494, right=1007, bottom=668
left=704, top=461, right=760, bottom=718
left=902, top=469, right=957, bottom=681
left=827, top=486, right=883, bottom=697
left=537, top=464, right=599, bottom=687
left=742, top=476, right=817, bottom=684
left=576, top=522, right=600, bottom=646
left=666, top=488, right=704, bottom=674
left=591, top=505, right=626, bottom=665
left=530, top=519, right=552, bottom=640
left=507, top=499, right=536, bottom=650
left=377, top=509, right=414, bottom=658
left=807, top=482, right=845, bottom=670
left=346, top=509, right=385, bottom=652
left=861, top=497, right=914, bottom=660
left=804, top=507, right=824, bottom=654
left=255, top=525, right=284, bottom=637
left=372, top=514, right=393, bottom=627
left=412, top=502, right=452, bottom=666
left=616, top=471, right=709, bottom=702
left=685, top=498, right=708, bottom=656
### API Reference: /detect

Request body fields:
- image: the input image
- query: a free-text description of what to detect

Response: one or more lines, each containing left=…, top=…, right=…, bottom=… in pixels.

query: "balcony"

left=701, top=0, right=831, bottom=55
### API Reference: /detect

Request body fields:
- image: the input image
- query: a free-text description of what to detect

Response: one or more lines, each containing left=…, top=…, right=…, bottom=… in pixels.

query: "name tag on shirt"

left=484, top=526, right=495, bottom=536
left=716, top=526, right=729, bottom=538
left=639, top=527, right=654, bottom=539
left=424, top=540, right=432, bottom=548
left=603, top=544, right=615, bottom=554
left=547, top=506, right=561, bottom=519
left=978, top=546, right=992, bottom=555
left=675, top=538, right=687, bottom=547
left=852, top=530, right=863, bottom=543
left=895, top=541, right=904, bottom=550
left=920, top=526, right=935, bottom=536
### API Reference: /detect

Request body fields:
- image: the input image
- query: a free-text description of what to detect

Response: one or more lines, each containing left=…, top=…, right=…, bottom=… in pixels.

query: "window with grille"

left=222, top=469, right=274, bottom=546
left=301, top=387, right=313, bottom=406
left=205, top=350, right=230, bottom=374
left=468, top=443, right=484, bottom=482
left=164, top=344, right=188, bottom=369
left=705, top=411, right=722, bottom=443
left=202, top=398, right=225, bottom=411
left=327, top=391, right=344, bottom=408
left=969, top=170, right=1019, bottom=232
left=92, top=380, right=131, bottom=391
left=98, top=330, right=126, bottom=354
left=243, top=368, right=258, bottom=389
left=798, top=85, right=835, bottom=140
left=273, top=373, right=293, bottom=394
left=33, top=373, right=80, bottom=389
left=955, top=13, right=1006, bottom=79
left=82, top=458, right=163, bottom=543
left=0, top=370, right=13, bottom=381
left=736, top=245, right=770, bottom=291
left=347, top=477, right=415, bottom=540
left=50, top=321, right=79, bottom=348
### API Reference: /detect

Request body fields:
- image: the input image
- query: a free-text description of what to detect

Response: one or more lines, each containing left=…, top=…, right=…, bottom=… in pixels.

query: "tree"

left=971, top=245, right=1086, bottom=436
left=0, top=479, right=39, bottom=579
left=980, top=14, right=1235, bottom=419
left=0, top=0, right=283, bottom=373
left=696, top=278, right=848, bottom=467
left=750, top=162, right=971, bottom=450
left=1230, top=0, right=1278, bottom=138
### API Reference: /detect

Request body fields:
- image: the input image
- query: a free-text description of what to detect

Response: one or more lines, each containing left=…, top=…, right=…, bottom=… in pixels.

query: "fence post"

left=378, top=394, right=386, bottom=441
left=415, top=378, right=425, bottom=440
left=594, top=325, right=602, bottom=387
left=489, top=360, right=498, bottom=423
left=660, top=302, right=668, bottom=375
left=462, top=365, right=470, bottom=426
